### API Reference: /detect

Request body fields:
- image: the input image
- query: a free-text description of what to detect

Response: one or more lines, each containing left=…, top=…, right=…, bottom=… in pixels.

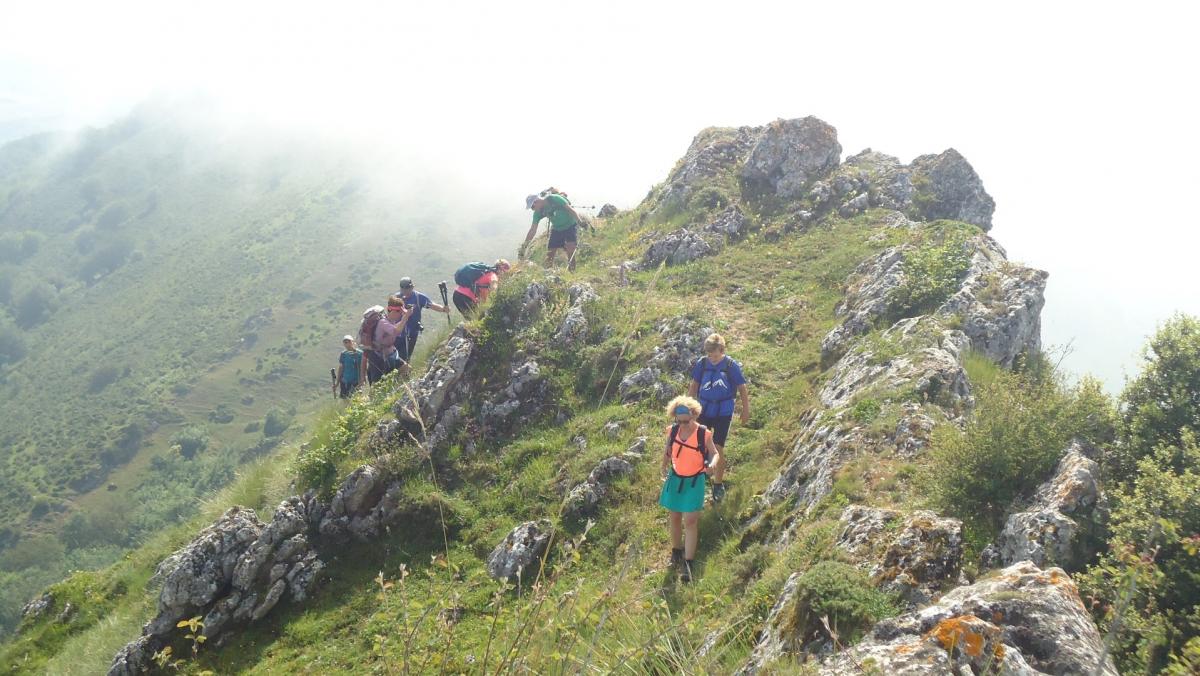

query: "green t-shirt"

left=532, top=193, right=578, bottom=231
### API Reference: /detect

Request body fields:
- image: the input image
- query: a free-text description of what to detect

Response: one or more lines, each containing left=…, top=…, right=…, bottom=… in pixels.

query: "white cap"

left=525, top=194, right=539, bottom=209
left=342, top=335, right=354, bottom=342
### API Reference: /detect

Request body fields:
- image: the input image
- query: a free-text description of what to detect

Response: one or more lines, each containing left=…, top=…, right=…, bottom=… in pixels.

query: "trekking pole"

left=437, top=281, right=451, bottom=326
left=329, top=368, right=337, bottom=400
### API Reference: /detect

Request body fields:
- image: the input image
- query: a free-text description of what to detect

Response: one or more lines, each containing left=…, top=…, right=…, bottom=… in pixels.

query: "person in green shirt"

left=525, top=190, right=583, bottom=271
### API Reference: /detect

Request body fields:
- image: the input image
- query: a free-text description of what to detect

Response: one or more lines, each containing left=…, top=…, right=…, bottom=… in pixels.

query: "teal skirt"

left=659, top=470, right=707, bottom=513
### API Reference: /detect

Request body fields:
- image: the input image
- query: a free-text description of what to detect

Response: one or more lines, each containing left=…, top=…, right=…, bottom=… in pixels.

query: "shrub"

left=922, top=363, right=1116, bottom=534
left=0, top=319, right=25, bottom=366
left=1079, top=431, right=1200, bottom=674
left=263, top=409, right=293, bottom=437
left=773, top=561, right=899, bottom=647
left=1112, top=314, right=1200, bottom=481
left=849, top=398, right=881, bottom=424
left=172, top=425, right=209, bottom=459
left=13, top=281, right=54, bottom=329
left=889, top=226, right=972, bottom=320
left=87, top=365, right=122, bottom=392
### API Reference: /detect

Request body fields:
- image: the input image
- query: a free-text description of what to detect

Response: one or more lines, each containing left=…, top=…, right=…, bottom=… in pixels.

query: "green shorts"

left=659, top=470, right=706, bottom=513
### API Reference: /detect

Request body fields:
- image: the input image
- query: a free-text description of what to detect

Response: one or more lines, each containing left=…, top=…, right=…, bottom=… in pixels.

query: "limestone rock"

left=648, top=316, right=714, bottom=377
left=762, top=413, right=873, bottom=514
left=892, top=403, right=937, bottom=457
left=478, top=360, right=546, bottom=430
left=640, top=228, right=715, bottom=268
left=820, top=246, right=909, bottom=363
left=597, top=203, right=619, bottom=218
left=740, top=117, right=842, bottom=199
left=554, top=283, right=598, bottom=348
left=392, top=326, right=475, bottom=445
left=602, top=421, right=622, bottom=439
left=837, top=191, right=869, bottom=217
left=656, top=126, right=760, bottom=210
left=821, top=318, right=972, bottom=410
left=908, top=148, right=996, bottom=230
left=562, top=456, right=634, bottom=521
left=107, top=636, right=156, bottom=676
left=837, top=506, right=964, bottom=605
left=844, top=149, right=913, bottom=211
left=995, top=442, right=1107, bottom=570
left=703, top=205, right=748, bottom=242
left=20, top=593, right=53, bottom=624
left=487, top=520, right=553, bottom=582
left=819, top=562, right=1118, bottom=675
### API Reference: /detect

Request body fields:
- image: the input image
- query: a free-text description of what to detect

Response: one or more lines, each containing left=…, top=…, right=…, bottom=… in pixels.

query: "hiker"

left=333, top=335, right=364, bottom=398
left=358, top=296, right=412, bottom=383
left=659, top=396, right=720, bottom=583
left=525, top=191, right=583, bottom=271
left=392, top=276, right=450, bottom=366
left=687, top=333, right=750, bottom=503
left=452, top=259, right=511, bottom=317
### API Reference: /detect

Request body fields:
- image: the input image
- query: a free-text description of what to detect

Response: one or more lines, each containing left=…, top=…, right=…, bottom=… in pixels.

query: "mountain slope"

left=0, top=104, right=516, bottom=637
left=7, top=116, right=1121, bottom=675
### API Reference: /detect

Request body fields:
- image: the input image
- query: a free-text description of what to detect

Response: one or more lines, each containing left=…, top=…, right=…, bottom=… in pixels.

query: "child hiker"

left=659, top=395, right=720, bottom=583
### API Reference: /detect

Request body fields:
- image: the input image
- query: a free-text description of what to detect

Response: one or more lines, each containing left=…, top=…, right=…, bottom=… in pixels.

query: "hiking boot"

left=711, top=482, right=727, bottom=503
left=681, top=560, right=694, bottom=583
left=669, top=548, right=684, bottom=569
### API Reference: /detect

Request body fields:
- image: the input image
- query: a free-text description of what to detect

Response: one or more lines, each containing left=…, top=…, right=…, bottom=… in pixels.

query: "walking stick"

left=329, top=368, right=338, bottom=400
left=437, top=281, right=451, bottom=325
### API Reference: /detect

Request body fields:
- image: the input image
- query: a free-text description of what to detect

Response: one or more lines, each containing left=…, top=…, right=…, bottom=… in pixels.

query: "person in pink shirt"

left=362, top=295, right=412, bottom=383
left=452, top=259, right=511, bottom=318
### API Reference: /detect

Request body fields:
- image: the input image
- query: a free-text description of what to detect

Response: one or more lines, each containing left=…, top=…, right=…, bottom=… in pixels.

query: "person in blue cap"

left=391, top=276, right=450, bottom=368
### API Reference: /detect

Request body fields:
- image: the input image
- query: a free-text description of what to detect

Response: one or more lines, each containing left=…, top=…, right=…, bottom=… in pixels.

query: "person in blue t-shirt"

left=687, top=333, right=750, bottom=503
left=334, top=335, right=364, bottom=399
left=392, top=277, right=450, bottom=367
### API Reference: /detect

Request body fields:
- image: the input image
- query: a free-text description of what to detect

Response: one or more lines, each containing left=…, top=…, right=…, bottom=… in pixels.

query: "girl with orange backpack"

left=659, top=396, right=721, bottom=583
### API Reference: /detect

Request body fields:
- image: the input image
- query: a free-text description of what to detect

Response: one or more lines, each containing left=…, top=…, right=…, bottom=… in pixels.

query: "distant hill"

left=0, top=104, right=517, bottom=635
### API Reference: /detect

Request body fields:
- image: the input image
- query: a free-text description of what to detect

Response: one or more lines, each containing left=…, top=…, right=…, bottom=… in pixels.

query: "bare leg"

left=669, top=511, right=683, bottom=550
left=545, top=247, right=560, bottom=267
left=565, top=242, right=578, bottom=271
left=683, top=512, right=700, bottom=559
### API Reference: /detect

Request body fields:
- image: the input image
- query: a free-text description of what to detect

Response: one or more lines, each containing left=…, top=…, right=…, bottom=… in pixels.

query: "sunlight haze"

left=3, top=0, right=1197, bottom=389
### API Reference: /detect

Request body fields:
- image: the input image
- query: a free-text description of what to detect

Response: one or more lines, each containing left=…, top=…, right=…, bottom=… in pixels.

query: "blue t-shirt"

left=339, top=349, right=363, bottom=384
left=690, top=356, right=746, bottom=417
left=393, top=291, right=432, bottom=337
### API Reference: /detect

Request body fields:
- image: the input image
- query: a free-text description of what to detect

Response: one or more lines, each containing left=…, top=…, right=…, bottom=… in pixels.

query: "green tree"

left=13, top=280, right=55, bottom=329
left=172, top=426, right=209, bottom=460
left=1080, top=432, right=1200, bottom=674
left=1114, top=314, right=1200, bottom=480
left=0, top=318, right=25, bottom=366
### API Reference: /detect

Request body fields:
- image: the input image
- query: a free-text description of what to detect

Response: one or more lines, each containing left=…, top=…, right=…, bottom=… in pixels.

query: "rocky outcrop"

left=821, top=235, right=1046, bottom=367
left=909, top=148, right=996, bottom=230
left=820, top=562, right=1118, bottom=675
left=389, top=326, right=476, bottom=447
left=648, top=316, right=714, bottom=376
left=478, top=359, right=546, bottom=429
left=740, top=117, right=841, bottom=199
left=821, top=318, right=972, bottom=410
left=838, top=506, right=964, bottom=605
left=562, top=456, right=635, bottom=521
left=109, top=500, right=325, bottom=675
left=597, top=203, right=619, bottom=218
left=703, top=204, right=748, bottom=242
left=995, top=442, right=1107, bottom=571
left=554, top=283, right=598, bottom=348
left=487, top=520, right=553, bottom=582
left=655, top=126, right=760, bottom=210
left=20, top=593, right=53, bottom=624
left=640, top=228, right=716, bottom=268
left=762, top=412, right=870, bottom=514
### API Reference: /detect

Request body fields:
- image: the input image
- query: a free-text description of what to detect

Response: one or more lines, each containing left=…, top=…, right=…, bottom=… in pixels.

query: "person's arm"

left=392, top=306, right=412, bottom=334
left=334, top=361, right=343, bottom=390
left=661, top=434, right=672, bottom=480
left=705, top=433, right=721, bottom=474
left=426, top=297, right=449, bottom=314
left=687, top=379, right=700, bottom=398
left=359, top=352, right=367, bottom=384
left=524, top=213, right=541, bottom=244
left=738, top=384, right=751, bottom=424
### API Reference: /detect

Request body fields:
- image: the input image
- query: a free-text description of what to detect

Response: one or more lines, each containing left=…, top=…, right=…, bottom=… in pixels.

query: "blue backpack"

left=695, top=357, right=736, bottom=407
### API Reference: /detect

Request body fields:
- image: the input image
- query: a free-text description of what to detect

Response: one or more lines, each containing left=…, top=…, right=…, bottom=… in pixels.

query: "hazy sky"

left=2, top=0, right=1197, bottom=390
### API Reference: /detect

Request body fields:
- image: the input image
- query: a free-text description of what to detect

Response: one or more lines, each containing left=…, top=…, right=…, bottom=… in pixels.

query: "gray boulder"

left=703, top=205, right=748, bottom=242
left=819, top=561, right=1118, bottom=675
left=908, top=148, right=996, bottom=230
left=597, top=203, right=619, bottom=218
left=995, top=442, right=1107, bottom=570
left=20, top=593, right=53, bottom=624
left=107, top=636, right=155, bottom=676
left=740, top=117, right=842, bottom=199
left=843, top=149, right=913, bottom=211
left=892, top=403, right=937, bottom=457
left=640, top=228, right=715, bottom=268
left=478, top=360, right=546, bottom=429
left=487, top=520, right=553, bottom=582
left=562, top=456, right=635, bottom=520
left=762, top=412, right=873, bottom=515
left=554, top=283, right=598, bottom=348
left=837, top=506, right=964, bottom=605
left=391, top=326, right=475, bottom=446
left=820, top=246, right=910, bottom=363
left=648, top=316, right=715, bottom=377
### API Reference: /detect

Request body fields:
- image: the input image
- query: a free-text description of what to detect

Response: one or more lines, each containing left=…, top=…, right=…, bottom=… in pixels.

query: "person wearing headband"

left=659, top=395, right=720, bottom=583
left=364, top=295, right=411, bottom=383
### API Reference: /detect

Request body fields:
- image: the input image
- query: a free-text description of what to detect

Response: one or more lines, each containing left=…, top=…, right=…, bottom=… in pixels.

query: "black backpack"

left=454, top=263, right=496, bottom=293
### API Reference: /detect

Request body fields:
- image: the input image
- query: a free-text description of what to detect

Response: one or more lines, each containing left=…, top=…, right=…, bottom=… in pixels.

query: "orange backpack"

left=669, top=424, right=709, bottom=478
